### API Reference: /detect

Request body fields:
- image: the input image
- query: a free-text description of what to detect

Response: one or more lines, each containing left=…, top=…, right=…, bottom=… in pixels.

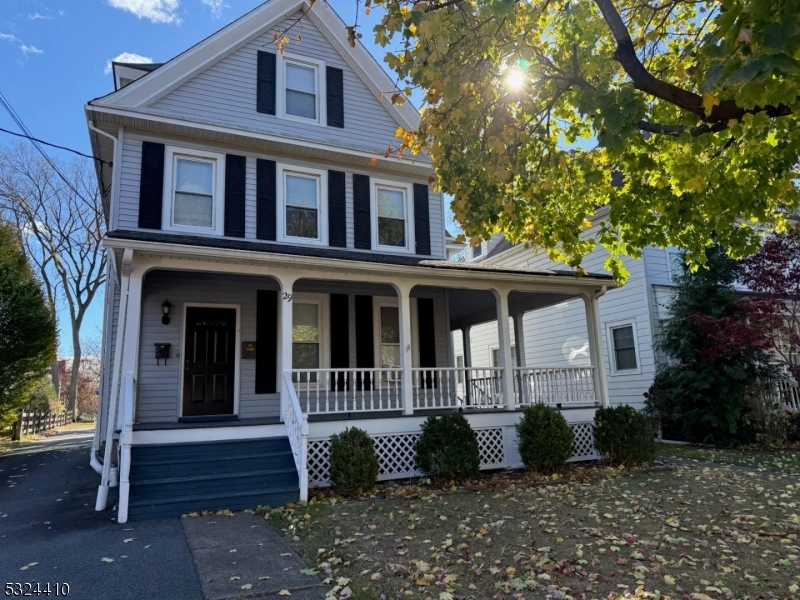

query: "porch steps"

left=126, top=438, right=299, bottom=521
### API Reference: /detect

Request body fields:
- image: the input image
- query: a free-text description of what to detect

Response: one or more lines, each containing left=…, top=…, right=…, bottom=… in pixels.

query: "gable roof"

left=90, top=0, right=418, bottom=131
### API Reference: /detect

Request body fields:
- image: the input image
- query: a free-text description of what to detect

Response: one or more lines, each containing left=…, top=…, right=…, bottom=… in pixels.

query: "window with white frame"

left=277, top=165, right=327, bottom=245
left=609, top=323, right=638, bottom=372
left=279, top=54, right=325, bottom=124
left=471, top=243, right=483, bottom=260
left=292, top=302, right=320, bottom=381
left=372, top=179, right=413, bottom=252
left=163, top=147, right=225, bottom=234
left=666, top=247, right=683, bottom=282
left=456, top=355, right=464, bottom=384
left=379, top=306, right=401, bottom=368
left=490, top=346, right=517, bottom=368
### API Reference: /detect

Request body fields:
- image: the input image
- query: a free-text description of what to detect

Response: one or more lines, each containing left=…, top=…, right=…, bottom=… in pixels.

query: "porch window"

left=379, top=306, right=400, bottom=368
left=277, top=164, right=327, bottom=245
left=491, top=346, right=517, bottom=368
left=456, top=355, right=464, bottom=384
left=163, top=146, right=225, bottom=235
left=292, top=302, right=320, bottom=379
left=610, top=324, right=637, bottom=371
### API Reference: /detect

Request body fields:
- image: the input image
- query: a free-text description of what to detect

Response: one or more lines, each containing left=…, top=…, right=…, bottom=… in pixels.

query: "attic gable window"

left=278, top=53, right=326, bottom=125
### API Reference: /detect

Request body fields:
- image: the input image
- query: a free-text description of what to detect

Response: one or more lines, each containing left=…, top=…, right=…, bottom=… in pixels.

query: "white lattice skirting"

left=308, top=422, right=597, bottom=488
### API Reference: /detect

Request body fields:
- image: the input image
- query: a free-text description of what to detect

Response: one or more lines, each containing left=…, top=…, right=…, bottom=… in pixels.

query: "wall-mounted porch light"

left=161, top=299, right=172, bottom=325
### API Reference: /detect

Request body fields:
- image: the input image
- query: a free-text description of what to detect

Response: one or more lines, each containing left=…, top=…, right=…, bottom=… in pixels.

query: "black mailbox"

left=154, top=343, right=171, bottom=365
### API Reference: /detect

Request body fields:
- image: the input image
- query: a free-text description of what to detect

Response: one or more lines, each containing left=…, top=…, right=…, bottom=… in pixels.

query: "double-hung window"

left=490, top=346, right=517, bottom=369
left=277, top=165, right=327, bottom=245
left=279, top=54, right=325, bottom=125
left=163, top=147, right=225, bottom=235
left=372, top=179, right=414, bottom=253
left=292, top=302, right=320, bottom=382
left=608, top=322, right=639, bottom=374
left=379, top=306, right=401, bottom=368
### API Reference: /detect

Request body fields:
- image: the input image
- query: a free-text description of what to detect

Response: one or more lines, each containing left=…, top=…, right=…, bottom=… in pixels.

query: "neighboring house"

left=453, top=212, right=680, bottom=410
left=87, top=0, right=617, bottom=523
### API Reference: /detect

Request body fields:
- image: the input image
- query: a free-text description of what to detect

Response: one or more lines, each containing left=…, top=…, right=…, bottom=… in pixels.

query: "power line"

left=0, top=90, right=92, bottom=203
left=0, top=125, right=111, bottom=166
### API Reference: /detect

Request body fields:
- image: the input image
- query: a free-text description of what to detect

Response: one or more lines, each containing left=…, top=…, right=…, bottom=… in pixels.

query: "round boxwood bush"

left=329, top=427, right=379, bottom=495
left=594, top=405, right=656, bottom=466
left=516, top=404, right=574, bottom=473
left=414, top=414, right=480, bottom=483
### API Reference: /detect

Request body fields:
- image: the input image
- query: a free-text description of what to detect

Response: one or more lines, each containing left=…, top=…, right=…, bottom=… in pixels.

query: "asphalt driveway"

left=0, top=430, right=203, bottom=600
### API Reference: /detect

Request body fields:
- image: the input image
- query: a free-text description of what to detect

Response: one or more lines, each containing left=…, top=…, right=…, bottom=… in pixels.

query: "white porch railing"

left=760, top=371, right=800, bottom=412
left=514, top=366, right=596, bottom=407
left=291, top=368, right=403, bottom=413
left=117, top=372, right=136, bottom=523
left=413, top=367, right=504, bottom=409
left=282, top=371, right=309, bottom=501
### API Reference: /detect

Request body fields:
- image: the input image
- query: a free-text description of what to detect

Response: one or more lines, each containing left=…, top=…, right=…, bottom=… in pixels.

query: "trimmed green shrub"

left=414, top=414, right=480, bottom=483
left=594, top=405, right=656, bottom=466
left=516, top=404, right=574, bottom=473
left=329, top=427, right=379, bottom=495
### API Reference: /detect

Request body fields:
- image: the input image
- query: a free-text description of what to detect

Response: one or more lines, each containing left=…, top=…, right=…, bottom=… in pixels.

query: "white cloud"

left=0, top=32, right=43, bottom=56
left=28, top=12, right=51, bottom=20
left=104, top=52, right=154, bottom=75
left=21, top=44, right=43, bottom=56
left=107, top=0, right=181, bottom=24
left=201, top=0, right=225, bottom=18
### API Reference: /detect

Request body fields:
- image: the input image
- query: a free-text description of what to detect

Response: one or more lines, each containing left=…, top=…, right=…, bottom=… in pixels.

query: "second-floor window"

left=372, top=178, right=414, bottom=253
left=163, top=146, right=225, bottom=235
left=277, top=164, right=327, bottom=245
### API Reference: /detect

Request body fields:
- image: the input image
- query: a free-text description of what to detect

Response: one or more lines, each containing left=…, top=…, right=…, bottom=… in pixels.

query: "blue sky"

left=0, top=0, right=431, bottom=357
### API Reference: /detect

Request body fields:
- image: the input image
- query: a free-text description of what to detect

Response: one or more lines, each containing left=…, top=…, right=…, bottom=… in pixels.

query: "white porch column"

left=584, top=291, right=610, bottom=407
left=277, top=275, right=297, bottom=418
left=512, top=313, right=526, bottom=368
left=493, top=287, right=516, bottom=410
left=396, top=284, right=415, bottom=415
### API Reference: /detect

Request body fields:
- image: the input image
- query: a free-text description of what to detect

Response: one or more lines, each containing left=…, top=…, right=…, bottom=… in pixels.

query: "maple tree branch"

left=593, top=0, right=792, bottom=124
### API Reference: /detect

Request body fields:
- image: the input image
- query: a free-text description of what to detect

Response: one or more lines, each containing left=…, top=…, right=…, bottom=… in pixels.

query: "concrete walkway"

left=0, top=430, right=324, bottom=600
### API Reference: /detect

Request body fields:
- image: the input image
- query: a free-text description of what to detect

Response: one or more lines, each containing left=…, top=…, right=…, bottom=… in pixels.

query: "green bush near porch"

left=329, top=427, right=379, bottom=495
left=594, top=405, right=655, bottom=466
left=516, top=404, right=574, bottom=473
left=415, top=414, right=480, bottom=483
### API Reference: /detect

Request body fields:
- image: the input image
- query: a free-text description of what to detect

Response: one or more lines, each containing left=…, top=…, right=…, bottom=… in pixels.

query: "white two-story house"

left=87, top=0, right=617, bottom=523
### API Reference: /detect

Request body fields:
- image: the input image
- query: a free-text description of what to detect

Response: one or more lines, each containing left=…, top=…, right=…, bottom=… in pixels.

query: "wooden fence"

left=11, top=411, right=72, bottom=440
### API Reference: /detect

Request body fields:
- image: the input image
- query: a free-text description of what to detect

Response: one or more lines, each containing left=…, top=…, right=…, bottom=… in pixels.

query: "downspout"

left=87, top=122, right=118, bottom=478
left=95, top=248, right=133, bottom=511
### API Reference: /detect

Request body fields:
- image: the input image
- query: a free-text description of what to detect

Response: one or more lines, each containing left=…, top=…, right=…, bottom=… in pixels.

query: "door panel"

left=183, top=307, right=237, bottom=417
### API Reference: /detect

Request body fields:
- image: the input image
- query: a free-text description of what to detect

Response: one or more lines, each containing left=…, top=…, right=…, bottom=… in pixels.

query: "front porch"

left=99, top=239, right=614, bottom=521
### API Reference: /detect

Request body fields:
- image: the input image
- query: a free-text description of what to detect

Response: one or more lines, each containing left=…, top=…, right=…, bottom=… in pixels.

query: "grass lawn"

left=268, top=463, right=800, bottom=600
left=656, top=442, right=800, bottom=475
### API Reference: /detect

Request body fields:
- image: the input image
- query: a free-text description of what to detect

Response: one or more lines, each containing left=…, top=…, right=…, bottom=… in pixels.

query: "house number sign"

left=283, top=292, right=292, bottom=301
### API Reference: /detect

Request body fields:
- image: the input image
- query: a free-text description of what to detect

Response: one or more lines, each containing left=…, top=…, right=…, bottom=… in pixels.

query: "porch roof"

left=105, top=229, right=616, bottom=285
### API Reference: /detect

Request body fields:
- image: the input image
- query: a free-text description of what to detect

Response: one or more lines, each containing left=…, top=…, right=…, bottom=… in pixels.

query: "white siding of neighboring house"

left=454, top=226, right=658, bottom=408
left=115, top=130, right=445, bottom=259
left=149, top=10, right=402, bottom=156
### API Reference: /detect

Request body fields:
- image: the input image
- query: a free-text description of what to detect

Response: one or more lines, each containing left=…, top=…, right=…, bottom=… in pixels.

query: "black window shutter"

left=224, top=154, right=246, bottom=237
left=330, top=294, right=350, bottom=391
left=256, top=159, right=277, bottom=241
left=256, top=51, right=276, bottom=115
left=326, top=66, right=344, bottom=128
left=255, top=290, right=278, bottom=394
left=137, top=141, right=165, bottom=229
left=417, top=297, right=437, bottom=388
left=354, top=295, right=374, bottom=390
left=353, top=174, right=371, bottom=250
left=328, top=170, right=346, bottom=248
left=413, top=183, right=431, bottom=256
